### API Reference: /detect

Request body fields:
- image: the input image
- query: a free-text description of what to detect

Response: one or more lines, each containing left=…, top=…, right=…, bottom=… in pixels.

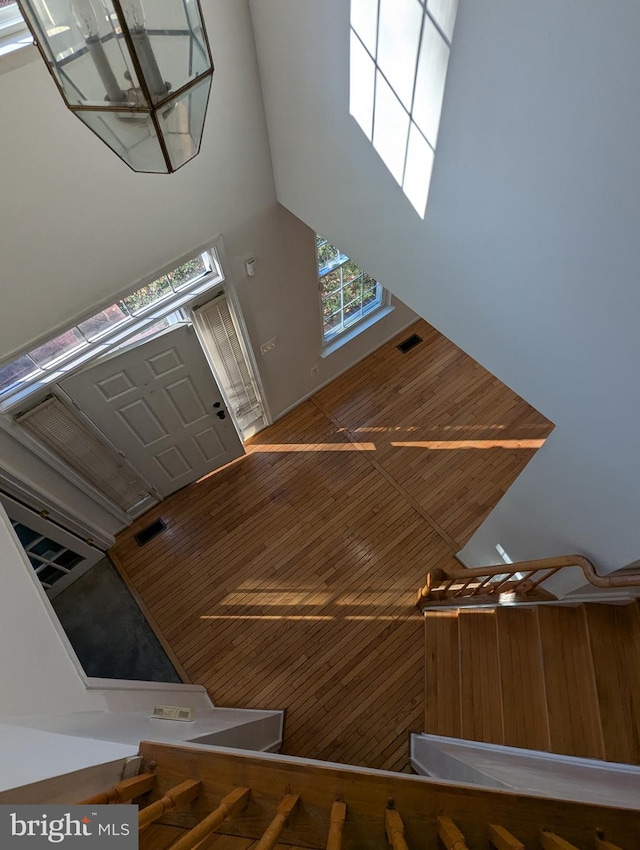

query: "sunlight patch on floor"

left=391, top=439, right=547, bottom=450
left=246, top=442, right=376, bottom=453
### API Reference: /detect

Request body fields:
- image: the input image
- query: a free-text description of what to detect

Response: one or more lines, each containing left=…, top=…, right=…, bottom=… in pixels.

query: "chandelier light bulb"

left=70, top=0, right=100, bottom=40
left=120, top=0, right=146, bottom=31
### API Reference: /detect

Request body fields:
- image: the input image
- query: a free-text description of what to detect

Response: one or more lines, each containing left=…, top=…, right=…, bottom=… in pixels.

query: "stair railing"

left=417, top=555, right=640, bottom=611
left=66, top=741, right=639, bottom=849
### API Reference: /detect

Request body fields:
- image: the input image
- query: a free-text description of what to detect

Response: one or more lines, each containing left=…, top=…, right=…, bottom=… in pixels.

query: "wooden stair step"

left=584, top=601, right=640, bottom=764
left=496, top=606, right=550, bottom=751
left=424, top=611, right=461, bottom=737
left=537, top=606, right=604, bottom=759
left=458, top=609, right=503, bottom=744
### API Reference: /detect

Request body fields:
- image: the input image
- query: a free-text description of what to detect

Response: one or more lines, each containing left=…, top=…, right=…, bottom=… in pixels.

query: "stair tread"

left=458, top=609, right=504, bottom=744
left=584, top=602, right=640, bottom=764
left=497, top=607, right=550, bottom=751
left=537, top=606, right=604, bottom=759
left=424, top=611, right=461, bottom=737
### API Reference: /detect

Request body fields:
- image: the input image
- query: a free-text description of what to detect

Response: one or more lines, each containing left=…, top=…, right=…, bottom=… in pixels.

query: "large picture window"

left=316, top=235, right=386, bottom=343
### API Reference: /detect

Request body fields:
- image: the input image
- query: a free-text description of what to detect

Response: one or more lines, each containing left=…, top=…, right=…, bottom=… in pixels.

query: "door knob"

left=213, top=401, right=221, bottom=408
left=216, top=411, right=226, bottom=420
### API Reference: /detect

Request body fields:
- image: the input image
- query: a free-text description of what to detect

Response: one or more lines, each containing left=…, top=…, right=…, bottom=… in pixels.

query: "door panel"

left=61, top=325, right=244, bottom=498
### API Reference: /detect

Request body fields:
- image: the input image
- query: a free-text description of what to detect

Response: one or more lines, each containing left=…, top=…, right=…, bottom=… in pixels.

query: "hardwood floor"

left=112, top=318, right=552, bottom=771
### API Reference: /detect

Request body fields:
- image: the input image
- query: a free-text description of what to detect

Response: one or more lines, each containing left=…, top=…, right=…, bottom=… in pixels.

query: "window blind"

left=192, top=294, right=265, bottom=437
left=15, top=395, right=152, bottom=513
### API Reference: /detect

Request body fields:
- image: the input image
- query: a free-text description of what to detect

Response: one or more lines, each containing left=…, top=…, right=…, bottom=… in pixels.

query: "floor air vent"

left=134, top=519, right=167, bottom=547
left=397, top=333, right=423, bottom=354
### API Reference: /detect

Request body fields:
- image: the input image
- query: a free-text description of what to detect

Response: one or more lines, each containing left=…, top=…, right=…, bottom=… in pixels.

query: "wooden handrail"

left=168, top=786, right=250, bottom=850
left=385, top=809, right=409, bottom=850
left=489, top=824, right=524, bottom=849
left=138, top=779, right=201, bottom=831
left=418, top=554, right=640, bottom=609
left=77, top=772, right=156, bottom=805
left=326, top=801, right=346, bottom=850
left=437, top=816, right=469, bottom=850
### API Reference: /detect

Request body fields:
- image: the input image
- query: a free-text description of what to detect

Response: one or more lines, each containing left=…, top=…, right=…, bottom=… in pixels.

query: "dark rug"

left=52, top=556, right=181, bottom=683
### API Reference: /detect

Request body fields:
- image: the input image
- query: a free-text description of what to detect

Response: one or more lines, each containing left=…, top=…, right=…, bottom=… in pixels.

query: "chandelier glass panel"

left=18, top=0, right=214, bottom=173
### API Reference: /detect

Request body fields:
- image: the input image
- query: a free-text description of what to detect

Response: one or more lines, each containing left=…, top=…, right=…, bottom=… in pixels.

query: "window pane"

left=166, top=255, right=208, bottom=290
left=378, top=0, right=424, bottom=109
left=37, top=565, right=65, bottom=585
left=12, top=523, right=40, bottom=548
left=344, top=300, right=364, bottom=324
left=317, top=239, right=346, bottom=273
left=373, top=71, right=411, bottom=185
left=54, top=550, right=83, bottom=570
left=0, top=355, right=39, bottom=395
left=350, top=30, right=376, bottom=140
left=29, top=329, right=86, bottom=367
left=324, top=311, right=343, bottom=334
left=77, top=303, right=129, bottom=341
left=30, top=538, right=63, bottom=559
left=413, top=16, right=449, bottom=146
left=121, top=277, right=173, bottom=315
left=343, top=279, right=363, bottom=304
left=320, top=269, right=342, bottom=295
left=118, top=317, right=173, bottom=348
left=342, top=262, right=362, bottom=283
left=363, top=288, right=381, bottom=308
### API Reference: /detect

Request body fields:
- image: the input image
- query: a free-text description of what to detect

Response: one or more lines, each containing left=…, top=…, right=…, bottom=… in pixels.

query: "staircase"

left=78, top=741, right=639, bottom=849
left=424, top=602, right=640, bottom=762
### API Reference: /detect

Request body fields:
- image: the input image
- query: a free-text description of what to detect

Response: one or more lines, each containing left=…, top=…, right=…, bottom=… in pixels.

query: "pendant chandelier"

left=17, top=0, right=214, bottom=173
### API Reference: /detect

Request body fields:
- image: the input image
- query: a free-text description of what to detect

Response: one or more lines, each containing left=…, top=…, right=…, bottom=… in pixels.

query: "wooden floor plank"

left=112, top=318, right=551, bottom=771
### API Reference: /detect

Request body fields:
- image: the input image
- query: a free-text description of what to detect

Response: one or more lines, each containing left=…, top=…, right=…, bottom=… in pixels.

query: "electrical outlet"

left=260, top=337, right=277, bottom=355
left=310, top=364, right=319, bottom=377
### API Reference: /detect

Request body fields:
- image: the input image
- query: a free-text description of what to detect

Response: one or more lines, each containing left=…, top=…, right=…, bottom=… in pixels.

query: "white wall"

left=249, top=0, right=640, bottom=572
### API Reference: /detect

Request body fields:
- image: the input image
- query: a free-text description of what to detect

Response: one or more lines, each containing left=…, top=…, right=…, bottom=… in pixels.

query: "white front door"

left=61, top=325, right=244, bottom=498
